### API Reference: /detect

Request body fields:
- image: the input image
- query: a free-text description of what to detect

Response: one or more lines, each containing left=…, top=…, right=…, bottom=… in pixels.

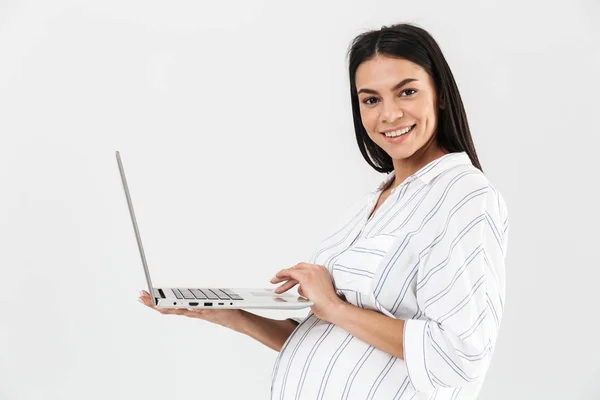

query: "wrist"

left=325, top=299, right=351, bottom=324
left=227, top=309, right=250, bottom=333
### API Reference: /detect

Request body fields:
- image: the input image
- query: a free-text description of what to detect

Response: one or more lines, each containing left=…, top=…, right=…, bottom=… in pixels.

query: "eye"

left=360, top=89, right=416, bottom=105
left=362, top=97, right=379, bottom=105
left=400, top=89, right=417, bottom=97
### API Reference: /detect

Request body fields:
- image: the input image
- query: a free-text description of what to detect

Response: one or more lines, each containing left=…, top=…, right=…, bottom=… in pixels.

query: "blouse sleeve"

left=287, top=316, right=306, bottom=325
left=403, top=181, right=508, bottom=391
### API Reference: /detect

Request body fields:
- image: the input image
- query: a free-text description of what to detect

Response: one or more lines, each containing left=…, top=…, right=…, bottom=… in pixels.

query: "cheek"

left=359, top=108, right=378, bottom=131
left=411, top=101, right=436, bottom=130
left=424, top=109, right=438, bottom=133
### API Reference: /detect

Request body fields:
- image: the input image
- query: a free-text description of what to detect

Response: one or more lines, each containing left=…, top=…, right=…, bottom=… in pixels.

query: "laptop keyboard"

left=171, top=288, right=244, bottom=301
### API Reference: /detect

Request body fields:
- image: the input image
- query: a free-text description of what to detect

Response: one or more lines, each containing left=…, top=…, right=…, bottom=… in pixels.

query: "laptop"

left=116, top=151, right=313, bottom=310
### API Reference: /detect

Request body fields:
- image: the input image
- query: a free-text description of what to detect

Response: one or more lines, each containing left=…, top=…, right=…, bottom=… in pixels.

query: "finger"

left=139, top=297, right=154, bottom=307
left=139, top=298, right=178, bottom=314
left=184, top=309, right=206, bottom=318
left=275, top=267, right=296, bottom=277
left=298, top=286, right=305, bottom=297
left=159, top=307, right=185, bottom=315
left=138, top=291, right=192, bottom=315
left=270, top=276, right=284, bottom=284
left=272, top=270, right=289, bottom=281
left=270, top=276, right=292, bottom=284
left=274, top=279, right=298, bottom=294
left=275, top=268, right=302, bottom=281
left=138, top=293, right=185, bottom=315
left=139, top=292, right=153, bottom=302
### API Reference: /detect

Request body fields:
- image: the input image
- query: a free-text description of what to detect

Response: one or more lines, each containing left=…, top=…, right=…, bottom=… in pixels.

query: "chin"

left=388, top=149, right=416, bottom=161
left=378, top=142, right=416, bottom=160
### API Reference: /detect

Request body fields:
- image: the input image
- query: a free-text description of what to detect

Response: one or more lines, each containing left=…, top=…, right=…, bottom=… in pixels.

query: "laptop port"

left=218, top=303, right=224, bottom=305
left=204, top=302, right=213, bottom=306
left=189, top=302, right=198, bottom=306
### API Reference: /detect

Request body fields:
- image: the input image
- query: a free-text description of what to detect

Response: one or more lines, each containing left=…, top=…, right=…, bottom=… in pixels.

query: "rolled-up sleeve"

left=403, top=185, right=508, bottom=391
left=287, top=316, right=305, bottom=324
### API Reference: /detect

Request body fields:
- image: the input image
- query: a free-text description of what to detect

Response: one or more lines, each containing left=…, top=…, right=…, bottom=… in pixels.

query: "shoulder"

left=429, top=162, right=508, bottom=220
left=430, top=161, right=489, bottom=192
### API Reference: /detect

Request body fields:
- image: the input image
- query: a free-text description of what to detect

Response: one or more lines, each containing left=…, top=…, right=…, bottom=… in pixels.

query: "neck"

left=390, top=142, right=448, bottom=189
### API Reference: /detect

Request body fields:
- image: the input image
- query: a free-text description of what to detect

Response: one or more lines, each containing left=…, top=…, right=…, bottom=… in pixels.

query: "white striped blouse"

left=270, top=151, right=509, bottom=399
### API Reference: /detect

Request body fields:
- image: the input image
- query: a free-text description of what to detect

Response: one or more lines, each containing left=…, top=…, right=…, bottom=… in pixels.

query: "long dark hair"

left=347, top=23, right=482, bottom=173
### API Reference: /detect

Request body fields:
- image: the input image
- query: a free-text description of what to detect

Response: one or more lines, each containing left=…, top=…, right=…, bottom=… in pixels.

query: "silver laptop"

left=116, top=151, right=313, bottom=310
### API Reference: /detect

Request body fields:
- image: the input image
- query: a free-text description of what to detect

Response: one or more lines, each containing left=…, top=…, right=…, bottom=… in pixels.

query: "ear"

left=438, top=95, right=446, bottom=110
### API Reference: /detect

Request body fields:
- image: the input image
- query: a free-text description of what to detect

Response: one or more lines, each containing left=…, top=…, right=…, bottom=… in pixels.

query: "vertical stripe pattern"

left=271, top=152, right=509, bottom=399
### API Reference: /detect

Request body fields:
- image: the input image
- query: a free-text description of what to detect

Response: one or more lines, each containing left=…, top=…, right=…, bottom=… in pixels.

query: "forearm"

left=233, top=310, right=299, bottom=352
left=327, top=302, right=405, bottom=360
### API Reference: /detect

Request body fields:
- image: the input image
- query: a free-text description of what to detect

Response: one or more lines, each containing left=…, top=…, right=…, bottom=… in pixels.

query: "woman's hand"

left=138, top=290, right=245, bottom=331
left=270, top=262, right=345, bottom=321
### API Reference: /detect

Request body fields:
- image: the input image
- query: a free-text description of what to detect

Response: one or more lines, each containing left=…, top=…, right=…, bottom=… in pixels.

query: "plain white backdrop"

left=1, top=0, right=599, bottom=399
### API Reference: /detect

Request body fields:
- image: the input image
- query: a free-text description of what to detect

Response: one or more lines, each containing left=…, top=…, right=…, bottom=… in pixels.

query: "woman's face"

left=355, top=55, right=442, bottom=162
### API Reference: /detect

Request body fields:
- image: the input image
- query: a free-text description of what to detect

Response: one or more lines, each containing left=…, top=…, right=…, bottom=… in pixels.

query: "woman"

left=139, top=22, right=508, bottom=399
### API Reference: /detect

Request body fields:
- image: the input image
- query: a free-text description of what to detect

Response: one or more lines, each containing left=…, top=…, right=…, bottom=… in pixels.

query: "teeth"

left=384, top=125, right=414, bottom=137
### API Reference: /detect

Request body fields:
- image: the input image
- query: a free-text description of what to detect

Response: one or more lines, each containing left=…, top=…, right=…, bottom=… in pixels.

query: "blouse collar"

left=376, top=151, right=473, bottom=192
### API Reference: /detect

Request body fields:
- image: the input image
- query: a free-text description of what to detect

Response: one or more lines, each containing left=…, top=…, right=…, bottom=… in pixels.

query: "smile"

left=381, top=124, right=416, bottom=138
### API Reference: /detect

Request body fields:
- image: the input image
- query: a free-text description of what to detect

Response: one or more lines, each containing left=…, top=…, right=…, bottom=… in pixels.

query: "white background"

left=1, top=1, right=599, bottom=399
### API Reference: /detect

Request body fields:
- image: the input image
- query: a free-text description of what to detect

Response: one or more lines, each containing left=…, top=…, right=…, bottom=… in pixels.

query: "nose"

left=381, top=101, right=404, bottom=124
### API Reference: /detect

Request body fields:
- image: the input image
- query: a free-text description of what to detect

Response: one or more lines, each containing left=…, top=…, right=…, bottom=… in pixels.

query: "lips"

left=381, top=124, right=416, bottom=137
left=380, top=124, right=415, bottom=135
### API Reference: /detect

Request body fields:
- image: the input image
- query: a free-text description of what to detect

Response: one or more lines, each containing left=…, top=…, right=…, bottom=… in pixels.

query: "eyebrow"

left=357, top=78, right=419, bottom=95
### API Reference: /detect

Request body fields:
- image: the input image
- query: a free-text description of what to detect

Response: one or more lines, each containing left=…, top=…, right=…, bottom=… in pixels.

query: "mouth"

left=380, top=124, right=416, bottom=140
